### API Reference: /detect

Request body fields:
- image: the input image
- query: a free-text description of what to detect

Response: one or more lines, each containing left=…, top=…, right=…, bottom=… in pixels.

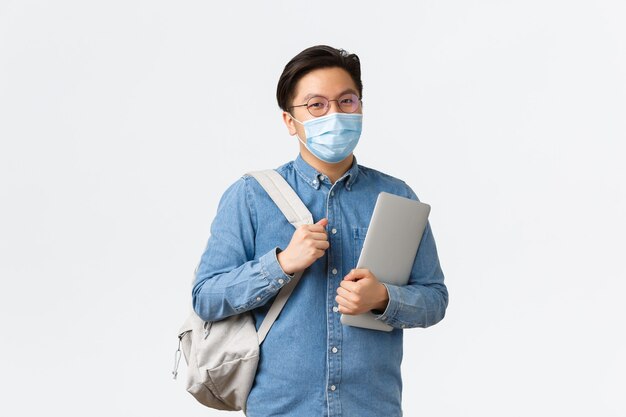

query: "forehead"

left=292, top=67, right=358, bottom=102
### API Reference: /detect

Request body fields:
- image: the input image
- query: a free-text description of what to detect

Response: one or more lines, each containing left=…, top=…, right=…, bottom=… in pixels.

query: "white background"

left=1, top=1, right=625, bottom=416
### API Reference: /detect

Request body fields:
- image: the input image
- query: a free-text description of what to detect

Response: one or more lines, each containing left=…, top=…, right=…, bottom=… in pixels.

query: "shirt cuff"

left=259, top=247, right=295, bottom=290
left=372, top=283, right=401, bottom=326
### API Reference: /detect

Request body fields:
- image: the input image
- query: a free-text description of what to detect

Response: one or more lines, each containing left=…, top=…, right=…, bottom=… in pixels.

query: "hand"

left=277, top=218, right=329, bottom=275
left=336, top=269, right=389, bottom=315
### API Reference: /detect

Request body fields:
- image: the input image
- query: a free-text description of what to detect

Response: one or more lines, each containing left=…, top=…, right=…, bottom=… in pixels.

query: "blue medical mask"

left=290, top=112, right=363, bottom=164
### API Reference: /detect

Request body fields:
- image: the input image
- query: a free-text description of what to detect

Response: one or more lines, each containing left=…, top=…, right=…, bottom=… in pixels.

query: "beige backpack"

left=172, top=169, right=313, bottom=412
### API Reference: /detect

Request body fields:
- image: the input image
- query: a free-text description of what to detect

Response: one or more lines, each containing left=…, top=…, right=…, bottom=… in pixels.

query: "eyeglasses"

left=288, top=93, right=362, bottom=117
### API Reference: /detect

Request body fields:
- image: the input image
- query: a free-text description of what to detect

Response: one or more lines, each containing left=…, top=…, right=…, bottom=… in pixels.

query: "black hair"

left=276, top=45, right=363, bottom=112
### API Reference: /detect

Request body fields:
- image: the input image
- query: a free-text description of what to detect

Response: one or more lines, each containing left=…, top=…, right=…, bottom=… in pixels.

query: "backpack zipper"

left=172, top=335, right=183, bottom=379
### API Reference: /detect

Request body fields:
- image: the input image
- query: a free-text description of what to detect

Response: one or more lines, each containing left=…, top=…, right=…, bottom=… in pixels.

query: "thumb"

left=315, top=218, right=328, bottom=227
left=343, top=269, right=366, bottom=281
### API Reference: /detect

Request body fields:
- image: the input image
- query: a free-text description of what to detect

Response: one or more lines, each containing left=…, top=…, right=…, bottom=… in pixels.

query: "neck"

left=299, top=146, right=353, bottom=184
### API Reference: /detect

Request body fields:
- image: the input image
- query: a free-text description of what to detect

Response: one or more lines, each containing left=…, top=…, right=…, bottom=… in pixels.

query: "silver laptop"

left=340, top=192, right=431, bottom=331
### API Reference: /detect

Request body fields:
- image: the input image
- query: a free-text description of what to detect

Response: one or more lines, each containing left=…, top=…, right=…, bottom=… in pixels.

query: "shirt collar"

left=293, top=153, right=360, bottom=191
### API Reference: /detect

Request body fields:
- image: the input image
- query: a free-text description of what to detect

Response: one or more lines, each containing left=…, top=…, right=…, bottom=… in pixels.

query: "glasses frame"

left=288, top=93, right=362, bottom=117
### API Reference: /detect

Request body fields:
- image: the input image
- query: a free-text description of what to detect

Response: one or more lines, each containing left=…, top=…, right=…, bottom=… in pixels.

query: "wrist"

left=373, top=283, right=389, bottom=312
left=276, top=249, right=294, bottom=276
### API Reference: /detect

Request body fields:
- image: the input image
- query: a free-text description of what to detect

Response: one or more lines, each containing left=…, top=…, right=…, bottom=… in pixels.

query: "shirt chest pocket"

left=352, top=227, right=369, bottom=269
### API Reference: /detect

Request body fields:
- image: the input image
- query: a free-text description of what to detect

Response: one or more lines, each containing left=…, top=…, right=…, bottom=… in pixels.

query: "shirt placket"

left=325, top=176, right=343, bottom=417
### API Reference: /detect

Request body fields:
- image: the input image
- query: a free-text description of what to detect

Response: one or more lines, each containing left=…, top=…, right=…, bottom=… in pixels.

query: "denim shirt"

left=192, top=153, right=448, bottom=417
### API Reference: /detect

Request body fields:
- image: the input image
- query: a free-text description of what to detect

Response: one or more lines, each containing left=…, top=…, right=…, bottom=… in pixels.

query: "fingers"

left=337, top=286, right=360, bottom=303
left=339, top=280, right=359, bottom=293
left=296, top=231, right=328, bottom=248
left=302, top=242, right=328, bottom=256
left=307, top=232, right=328, bottom=241
left=295, top=227, right=327, bottom=242
left=308, top=224, right=327, bottom=233
left=335, top=294, right=358, bottom=311
left=313, top=240, right=330, bottom=250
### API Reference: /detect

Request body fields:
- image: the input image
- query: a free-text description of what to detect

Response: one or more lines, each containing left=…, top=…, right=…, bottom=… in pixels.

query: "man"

left=192, top=45, right=448, bottom=417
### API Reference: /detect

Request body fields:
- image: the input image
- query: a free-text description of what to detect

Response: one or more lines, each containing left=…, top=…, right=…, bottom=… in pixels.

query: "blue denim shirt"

left=192, top=153, right=448, bottom=417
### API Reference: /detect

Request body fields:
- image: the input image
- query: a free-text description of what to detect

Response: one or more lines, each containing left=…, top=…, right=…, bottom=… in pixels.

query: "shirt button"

left=256, top=297, right=261, bottom=301
left=331, top=228, right=337, bottom=234
left=332, top=306, right=339, bottom=313
left=332, top=268, right=338, bottom=275
left=330, top=385, right=336, bottom=391
left=331, top=346, right=338, bottom=353
left=312, top=180, right=317, bottom=185
left=330, top=191, right=335, bottom=196
left=278, top=278, right=284, bottom=285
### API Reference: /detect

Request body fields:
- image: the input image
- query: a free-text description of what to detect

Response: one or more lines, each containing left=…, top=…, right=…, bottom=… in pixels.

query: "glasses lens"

left=307, top=96, right=329, bottom=117
left=338, top=93, right=360, bottom=113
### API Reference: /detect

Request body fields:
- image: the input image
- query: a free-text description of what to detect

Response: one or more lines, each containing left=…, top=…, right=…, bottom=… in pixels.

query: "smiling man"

left=192, top=45, right=448, bottom=417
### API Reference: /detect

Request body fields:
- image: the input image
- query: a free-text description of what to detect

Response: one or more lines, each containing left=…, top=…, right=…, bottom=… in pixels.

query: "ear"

left=282, top=111, right=298, bottom=136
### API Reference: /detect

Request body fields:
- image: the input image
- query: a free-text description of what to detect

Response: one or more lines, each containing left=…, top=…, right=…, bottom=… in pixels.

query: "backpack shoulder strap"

left=245, top=169, right=313, bottom=344
left=246, top=170, right=313, bottom=227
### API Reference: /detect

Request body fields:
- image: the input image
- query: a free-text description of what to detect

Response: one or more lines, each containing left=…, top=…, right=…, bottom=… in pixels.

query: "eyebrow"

left=301, top=88, right=359, bottom=102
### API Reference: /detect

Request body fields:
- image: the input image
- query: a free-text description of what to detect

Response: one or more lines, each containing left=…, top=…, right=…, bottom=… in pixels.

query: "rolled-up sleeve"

left=373, top=186, right=449, bottom=329
left=192, top=176, right=294, bottom=322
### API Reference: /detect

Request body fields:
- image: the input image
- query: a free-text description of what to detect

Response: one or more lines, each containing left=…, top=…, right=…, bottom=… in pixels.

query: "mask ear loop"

left=288, top=113, right=308, bottom=147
